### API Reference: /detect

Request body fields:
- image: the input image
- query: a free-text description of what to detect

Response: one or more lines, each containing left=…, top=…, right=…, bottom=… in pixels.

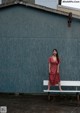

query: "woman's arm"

left=57, top=64, right=60, bottom=73
left=49, top=63, right=51, bottom=74
left=57, top=58, right=60, bottom=73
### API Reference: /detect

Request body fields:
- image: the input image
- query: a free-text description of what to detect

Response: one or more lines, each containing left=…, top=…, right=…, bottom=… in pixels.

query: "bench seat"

left=44, top=90, right=80, bottom=93
left=43, top=80, right=80, bottom=101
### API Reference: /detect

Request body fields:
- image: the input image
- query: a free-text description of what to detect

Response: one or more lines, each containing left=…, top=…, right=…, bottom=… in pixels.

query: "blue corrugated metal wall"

left=0, top=5, right=80, bottom=93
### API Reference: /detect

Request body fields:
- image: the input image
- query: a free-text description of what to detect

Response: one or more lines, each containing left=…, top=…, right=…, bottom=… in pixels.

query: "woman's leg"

left=58, top=82, right=62, bottom=91
left=48, top=81, right=51, bottom=90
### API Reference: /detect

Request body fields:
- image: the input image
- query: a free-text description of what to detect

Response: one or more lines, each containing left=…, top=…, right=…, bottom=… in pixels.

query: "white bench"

left=43, top=80, right=80, bottom=101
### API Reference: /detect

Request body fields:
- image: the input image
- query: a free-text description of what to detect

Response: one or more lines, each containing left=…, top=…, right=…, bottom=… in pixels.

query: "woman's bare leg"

left=58, top=82, right=62, bottom=91
left=48, top=81, right=51, bottom=90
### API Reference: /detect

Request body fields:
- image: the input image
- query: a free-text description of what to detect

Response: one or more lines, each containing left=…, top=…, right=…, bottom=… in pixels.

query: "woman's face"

left=53, top=50, right=57, bottom=56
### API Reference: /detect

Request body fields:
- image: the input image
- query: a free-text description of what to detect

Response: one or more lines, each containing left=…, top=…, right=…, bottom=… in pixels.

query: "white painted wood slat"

left=43, top=80, right=80, bottom=86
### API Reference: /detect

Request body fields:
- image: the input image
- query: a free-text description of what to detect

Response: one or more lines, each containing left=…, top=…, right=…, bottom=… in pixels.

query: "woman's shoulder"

left=48, top=56, right=52, bottom=62
left=48, top=56, right=52, bottom=59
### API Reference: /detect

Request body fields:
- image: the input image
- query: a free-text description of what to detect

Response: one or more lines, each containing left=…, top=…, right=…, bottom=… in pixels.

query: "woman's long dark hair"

left=53, top=49, right=59, bottom=63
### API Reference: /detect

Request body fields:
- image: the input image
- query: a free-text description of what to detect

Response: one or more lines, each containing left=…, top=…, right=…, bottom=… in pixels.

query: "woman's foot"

left=58, top=82, right=62, bottom=91
left=48, top=88, right=50, bottom=90
left=59, top=88, right=63, bottom=91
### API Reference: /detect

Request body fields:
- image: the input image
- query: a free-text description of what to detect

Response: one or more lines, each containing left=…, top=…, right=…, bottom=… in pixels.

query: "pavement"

left=0, top=93, right=80, bottom=113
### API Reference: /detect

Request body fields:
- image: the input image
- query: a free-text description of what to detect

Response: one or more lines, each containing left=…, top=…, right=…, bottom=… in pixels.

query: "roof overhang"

left=0, top=0, right=80, bottom=20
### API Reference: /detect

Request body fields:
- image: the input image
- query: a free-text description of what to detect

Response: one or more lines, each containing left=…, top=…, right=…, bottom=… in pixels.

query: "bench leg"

left=76, top=93, right=79, bottom=101
left=48, top=92, right=50, bottom=100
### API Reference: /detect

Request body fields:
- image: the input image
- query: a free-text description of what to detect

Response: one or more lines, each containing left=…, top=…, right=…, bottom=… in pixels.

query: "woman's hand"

left=57, top=70, right=59, bottom=74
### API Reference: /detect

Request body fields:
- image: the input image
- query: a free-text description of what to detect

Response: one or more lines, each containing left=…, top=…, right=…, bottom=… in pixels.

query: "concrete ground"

left=0, top=93, right=80, bottom=113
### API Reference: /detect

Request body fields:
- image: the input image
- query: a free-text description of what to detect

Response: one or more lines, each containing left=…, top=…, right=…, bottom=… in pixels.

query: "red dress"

left=48, top=57, right=60, bottom=85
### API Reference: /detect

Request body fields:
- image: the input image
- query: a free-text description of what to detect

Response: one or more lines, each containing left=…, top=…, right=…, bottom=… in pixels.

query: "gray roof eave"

left=0, top=1, right=80, bottom=20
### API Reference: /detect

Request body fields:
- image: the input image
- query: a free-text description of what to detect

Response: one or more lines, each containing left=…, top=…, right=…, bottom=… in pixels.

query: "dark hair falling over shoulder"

left=53, top=49, right=59, bottom=63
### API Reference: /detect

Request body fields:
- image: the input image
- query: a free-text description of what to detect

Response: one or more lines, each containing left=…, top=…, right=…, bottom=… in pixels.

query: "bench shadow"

left=45, top=94, right=80, bottom=107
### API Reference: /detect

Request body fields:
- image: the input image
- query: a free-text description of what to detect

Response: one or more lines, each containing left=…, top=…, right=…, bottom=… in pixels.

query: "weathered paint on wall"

left=0, top=5, right=80, bottom=93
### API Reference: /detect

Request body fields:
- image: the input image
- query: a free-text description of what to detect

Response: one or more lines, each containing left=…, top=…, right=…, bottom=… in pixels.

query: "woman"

left=48, top=49, right=62, bottom=91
